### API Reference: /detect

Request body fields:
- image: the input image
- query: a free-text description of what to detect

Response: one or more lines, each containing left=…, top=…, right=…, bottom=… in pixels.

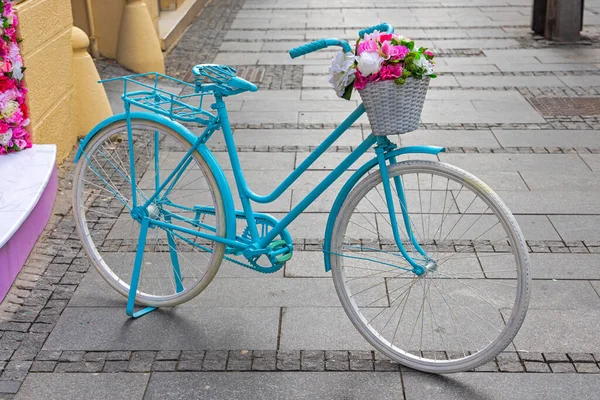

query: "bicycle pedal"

left=269, top=239, right=293, bottom=263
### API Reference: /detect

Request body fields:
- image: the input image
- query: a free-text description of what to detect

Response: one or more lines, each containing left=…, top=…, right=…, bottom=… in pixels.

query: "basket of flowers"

left=328, top=31, right=436, bottom=136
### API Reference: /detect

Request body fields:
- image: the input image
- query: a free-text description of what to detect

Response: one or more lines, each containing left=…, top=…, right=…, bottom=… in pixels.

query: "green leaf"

left=391, top=38, right=400, bottom=46
left=429, top=74, right=437, bottom=78
left=3, top=19, right=9, bottom=29
left=394, top=77, right=406, bottom=85
left=342, top=81, right=354, bottom=101
left=406, top=41, right=414, bottom=51
left=354, top=38, right=361, bottom=56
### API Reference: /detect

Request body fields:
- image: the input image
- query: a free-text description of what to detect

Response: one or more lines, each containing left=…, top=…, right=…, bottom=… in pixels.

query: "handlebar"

left=288, top=23, right=394, bottom=59
left=359, top=22, right=394, bottom=38
left=288, top=38, right=352, bottom=59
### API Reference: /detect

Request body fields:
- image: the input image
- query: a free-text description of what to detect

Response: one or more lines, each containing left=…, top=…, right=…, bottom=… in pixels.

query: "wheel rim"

left=331, top=161, right=530, bottom=372
left=73, top=121, right=224, bottom=306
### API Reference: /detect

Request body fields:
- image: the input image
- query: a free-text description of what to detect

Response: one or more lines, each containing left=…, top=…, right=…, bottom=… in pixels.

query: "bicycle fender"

left=323, top=145, right=445, bottom=272
left=74, top=112, right=237, bottom=241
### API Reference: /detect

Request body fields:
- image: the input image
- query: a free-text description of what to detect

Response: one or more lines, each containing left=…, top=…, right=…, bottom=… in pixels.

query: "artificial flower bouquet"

left=0, top=0, right=31, bottom=155
left=328, top=31, right=436, bottom=135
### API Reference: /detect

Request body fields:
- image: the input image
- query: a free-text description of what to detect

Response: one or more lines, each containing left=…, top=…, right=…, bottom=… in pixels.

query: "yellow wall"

left=71, top=0, right=159, bottom=60
left=17, top=0, right=77, bottom=162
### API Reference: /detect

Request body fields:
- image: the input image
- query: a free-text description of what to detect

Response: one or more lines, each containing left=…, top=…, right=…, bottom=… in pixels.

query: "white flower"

left=0, top=129, right=13, bottom=146
left=357, top=51, right=384, bottom=77
left=11, top=61, right=23, bottom=80
left=328, top=51, right=356, bottom=98
left=414, top=55, right=434, bottom=75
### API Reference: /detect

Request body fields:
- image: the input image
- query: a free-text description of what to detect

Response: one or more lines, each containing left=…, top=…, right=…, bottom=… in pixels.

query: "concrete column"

left=116, top=0, right=165, bottom=74
left=72, top=27, right=113, bottom=137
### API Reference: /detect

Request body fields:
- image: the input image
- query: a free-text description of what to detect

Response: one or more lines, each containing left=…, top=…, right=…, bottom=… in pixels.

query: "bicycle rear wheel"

left=329, top=160, right=530, bottom=373
left=73, top=119, right=226, bottom=307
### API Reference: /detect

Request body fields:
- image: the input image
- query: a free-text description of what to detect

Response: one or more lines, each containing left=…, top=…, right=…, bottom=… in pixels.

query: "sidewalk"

left=2, top=0, right=600, bottom=398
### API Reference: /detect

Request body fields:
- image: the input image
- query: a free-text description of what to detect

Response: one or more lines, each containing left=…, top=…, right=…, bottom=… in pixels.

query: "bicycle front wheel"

left=329, top=160, right=530, bottom=373
left=73, top=119, right=226, bottom=307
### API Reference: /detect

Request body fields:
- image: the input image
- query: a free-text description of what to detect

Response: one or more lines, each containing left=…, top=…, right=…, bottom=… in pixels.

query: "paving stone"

left=568, top=353, right=596, bottom=363
left=277, top=350, right=300, bottom=371
left=574, top=363, right=600, bottom=373
left=0, top=380, right=21, bottom=395
left=155, top=351, right=180, bottom=361
left=519, top=352, right=544, bottom=362
left=83, top=352, right=107, bottom=362
left=145, top=372, right=404, bottom=399
left=14, top=373, right=149, bottom=400
left=551, top=363, right=577, bottom=373
left=404, top=372, right=600, bottom=399
left=202, top=351, right=228, bottom=371
left=301, top=350, right=325, bottom=371
left=179, top=351, right=204, bottom=361
left=106, top=351, right=131, bottom=361
left=59, top=351, right=85, bottom=362
left=29, top=361, right=56, bottom=372
left=279, top=307, right=371, bottom=350
left=127, top=351, right=155, bottom=372
left=176, top=360, right=204, bottom=371
left=524, top=362, right=551, bottom=373
left=102, top=361, right=129, bottom=373
left=226, top=350, right=252, bottom=371
left=54, top=361, right=104, bottom=373
left=151, top=360, right=177, bottom=372
left=44, top=307, right=279, bottom=350
left=252, top=350, right=276, bottom=371
left=474, top=360, right=499, bottom=372
left=544, top=353, right=570, bottom=363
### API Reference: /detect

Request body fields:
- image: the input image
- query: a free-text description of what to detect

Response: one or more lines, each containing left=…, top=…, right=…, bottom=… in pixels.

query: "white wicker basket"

left=358, top=77, right=430, bottom=136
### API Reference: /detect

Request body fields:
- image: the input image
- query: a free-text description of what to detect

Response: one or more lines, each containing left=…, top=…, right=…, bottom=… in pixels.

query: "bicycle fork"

left=374, top=137, right=435, bottom=276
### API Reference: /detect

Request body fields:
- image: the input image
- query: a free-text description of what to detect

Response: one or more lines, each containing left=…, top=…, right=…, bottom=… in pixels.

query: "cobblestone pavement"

left=3, top=0, right=600, bottom=398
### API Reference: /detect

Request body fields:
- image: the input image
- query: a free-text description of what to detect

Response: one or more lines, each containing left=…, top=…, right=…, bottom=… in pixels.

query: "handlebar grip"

left=289, top=39, right=328, bottom=59
left=359, top=23, right=394, bottom=38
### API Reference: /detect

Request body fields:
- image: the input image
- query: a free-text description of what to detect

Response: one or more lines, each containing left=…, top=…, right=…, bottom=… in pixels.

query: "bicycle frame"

left=122, top=93, right=443, bottom=277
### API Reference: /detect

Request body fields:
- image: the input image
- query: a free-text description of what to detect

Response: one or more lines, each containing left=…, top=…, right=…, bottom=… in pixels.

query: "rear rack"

left=100, top=72, right=217, bottom=125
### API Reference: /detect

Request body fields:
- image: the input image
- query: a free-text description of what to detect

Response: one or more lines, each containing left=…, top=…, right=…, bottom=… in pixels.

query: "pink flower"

left=424, top=50, right=434, bottom=58
left=379, top=33, right=393, bottom=42
left=14, top=138, right=26, bottom=150
left=354, top=70, right=379, bottom=90
left=379, top=64, right=403, bottom=80
left=380, top=42, right=410, bottom=60
left=357, top=40, right=378, bottom=55
left=0, top=122, right=8, bottom=134
left=11, top=126, right=26, bottom=138
left=6, top=108, right=23, bottom=125
left=4, top=28, right=16, bottom=39
left=0, top=146, right=6, bottom=155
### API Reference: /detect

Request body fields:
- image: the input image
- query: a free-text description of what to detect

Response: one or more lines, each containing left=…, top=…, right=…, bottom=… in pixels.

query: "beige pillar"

left=72, top=27, right=113, bottom=137
left=116, top=0, right=165, bottom=74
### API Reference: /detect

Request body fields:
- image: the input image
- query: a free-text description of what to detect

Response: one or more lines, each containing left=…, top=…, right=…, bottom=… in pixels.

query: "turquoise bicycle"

left=73, top=23, right=531, bottom=374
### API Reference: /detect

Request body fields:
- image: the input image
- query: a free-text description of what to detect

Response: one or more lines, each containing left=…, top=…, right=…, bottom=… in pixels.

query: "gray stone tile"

left=400, top=129, right=500, bottom=147
left=528, top=280, right=600, bottom=310
left=403, top=372, right=600, bottom=400
left=514, top=309, right=600, bottom=352
left=212, top=151, right=296, bottom=171
left=493, top=190, right=600, bottom=214
left=455, top=75, right=565, bottom=87
left=43, top=306, right=279, bottom=351
left=514, top=215, right=561, bottom=240
left=520, top=172, right=600, bottom=192
left=549, top=215, right=600, bottom=241
left=438, top=153, right=591, bottom=174
left=279, top=307, right=372, bottom=350
left=559, top=76, right=600, bottom=87
left=495, top=62, right=600, bottom=72
left=481, top=253, right=600, bottom=280
left=492, top=130, right=600, bottom=148
left=145, top=372, right=403, bottom=399
left=285, top=251, right=330, bottom=277
left=232, top=128, right=364, bottom=147
left=14, top=373, right=149, bottom=400
left=581, top=154, right=600, bottom=172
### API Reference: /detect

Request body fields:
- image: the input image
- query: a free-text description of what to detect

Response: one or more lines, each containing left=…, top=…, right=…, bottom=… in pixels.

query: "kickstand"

left=126, top=217, right=157, bottom=318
